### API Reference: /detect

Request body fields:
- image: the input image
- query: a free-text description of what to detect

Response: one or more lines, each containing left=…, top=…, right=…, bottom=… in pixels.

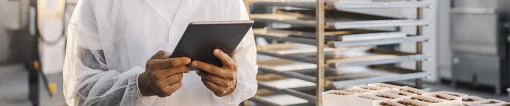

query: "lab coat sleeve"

left=63, top=0, right=156, bottom=106
left=213, top=1, right=258, bottom=104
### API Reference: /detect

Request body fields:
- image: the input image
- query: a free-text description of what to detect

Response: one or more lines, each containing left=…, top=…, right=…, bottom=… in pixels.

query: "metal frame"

left=415, top=0, right=424, bottom=89
left=248, top=0, right=429, bottom=105
left=315, top=0, right=325, bottom=105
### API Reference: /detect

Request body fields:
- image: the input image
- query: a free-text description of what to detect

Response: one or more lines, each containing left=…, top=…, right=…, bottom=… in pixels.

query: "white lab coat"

left=62, top=0, right=258, bottom=105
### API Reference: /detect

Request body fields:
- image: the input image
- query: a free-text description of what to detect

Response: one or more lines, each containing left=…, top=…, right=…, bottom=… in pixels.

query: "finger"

left=197, top=70, right=229, bottom=87
left=162, top=82, right=182, bottom=97
left=191, top=60, right=231, bottom=79
left=151, top=50, right=172, bottom=59
left=167, top=57, right=191, bottom=67
left=201, top=78, right=227, bottom=96
left=230, top=49, right=237, bottom=60
left=213, top=49, right=236, bottom=69
left=150, top=57, right=191, bottom=69
left=159, top=66, right=189, bottom=77
left=166, top=73, right=184, bottom=85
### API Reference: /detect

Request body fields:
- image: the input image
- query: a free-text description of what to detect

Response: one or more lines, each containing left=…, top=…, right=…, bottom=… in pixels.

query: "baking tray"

left=252, top=85, right=315, bottom=106
left=259, top=62, right=429, bottom=89
left=253, top=28, right=427, bottom=47
left=250, top=94, right=312, bottom=106
left=304, top=65, right=429, bottom=88
left=257, top=47, right=429, bottom=67
left=254, top=27, right=402, bottom=41
left=258, top=59, right=317, bottom=72
left=250, top=13, right=429, bottom=29
left=255, top=73, right=317, bottom=104
left=256, top=43, right=370, bottom=55
left=258, top=78, right=315, bottom=89
left=251, top=0, right=430, bottom=9
left=274, top=9, right=397, bottom=21
left=256, top=43, right=318, bottom=55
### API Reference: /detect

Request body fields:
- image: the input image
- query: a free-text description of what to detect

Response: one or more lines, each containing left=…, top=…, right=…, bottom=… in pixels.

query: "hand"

left=138, top=50, right=191, bottom=97
left=192, top=49, right=237, bottom=97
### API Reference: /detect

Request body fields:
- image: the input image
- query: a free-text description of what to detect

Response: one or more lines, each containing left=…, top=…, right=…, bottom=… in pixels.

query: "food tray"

left=350, top=94, right=390, bottom=106
left=470, top=99, right=506, bottom=106
left=398, top=86, right=427, bottom=95
left=257, top=59, right=317, bottom=72
left=251, top=13, right=429, bottom=29
left=258, top=78, right=315, bottom=89
left=379, top=100, right=406, bottom=106
left=462, top=96, right=485, bottom=106
left=257, top=59, right=429, bottom=89
left=256, top=43, right=369, bottom=56
left=397, top=96, right=449, bottom=106
left=381, top=89, right=418, bottom=97
left=253, top=28, right=428, bottom=47
left=250, top=0, right=431, bottom=9
left=251, top=94, right=310, bottom=106
left=257, top=79, right=317, bottom=102
left=294, top=65, right=429, bottom=89
left=258, top=46, right=429, bottom=67
left=253, top=27, right=402, bottom=41
left=368, top=83, right=402, bottom=89
left=323, top=90, right=359, bottom=106
left=435, top=91, right=468, bottom=98
left=354, top=85, right=389, bottom=91
left=361, top=92, right=406, bottom=100
left=423, top=92, right=462, bottom=106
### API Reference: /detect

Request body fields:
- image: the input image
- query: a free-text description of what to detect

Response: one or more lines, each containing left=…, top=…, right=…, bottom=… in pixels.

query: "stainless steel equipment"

left=0, top=0, right=30, bottom=63
left=450, top=0, right=510, bottom=95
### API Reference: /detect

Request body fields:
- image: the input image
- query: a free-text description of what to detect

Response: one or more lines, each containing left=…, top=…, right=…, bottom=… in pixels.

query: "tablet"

left=170, top=21, right=254, bottom=68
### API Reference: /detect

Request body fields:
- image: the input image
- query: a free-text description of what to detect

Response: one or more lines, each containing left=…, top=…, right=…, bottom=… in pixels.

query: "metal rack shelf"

left=258, top=82, right=316, bottom=103
left=332, top=1, right=431, bottom=9
left=247, top=0, right=429, bottom=105
left=259, top=64, right=430, bottom=89
left=258, top=49, right=429, bottom=67
left=250, top=0, right=430, bottom=9
left=251, top=14, right=429, bottom=29
left=254, top=28, right=429, bottom=47
left=325, top=66, right=429, bottom=88
left=332, top=36, right=428, bottom=47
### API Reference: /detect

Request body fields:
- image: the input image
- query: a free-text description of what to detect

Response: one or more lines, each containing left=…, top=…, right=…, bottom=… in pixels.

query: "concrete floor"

left=0, top=64, right=66, bottom=106
left=0, top=64, right=508, bottom=106
left=0, top=64, right=31, bottom=106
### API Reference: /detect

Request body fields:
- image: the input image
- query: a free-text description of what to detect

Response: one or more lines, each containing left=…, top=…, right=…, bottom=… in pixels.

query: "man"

left=62, top=0, right=258, bottom=105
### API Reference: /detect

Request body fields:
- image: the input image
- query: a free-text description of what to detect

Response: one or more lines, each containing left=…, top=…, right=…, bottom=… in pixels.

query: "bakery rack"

left=246, top=0, right=431, bottom=106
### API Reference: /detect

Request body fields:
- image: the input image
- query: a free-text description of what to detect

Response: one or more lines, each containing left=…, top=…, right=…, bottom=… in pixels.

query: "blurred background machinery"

left=449, top=0, right=510, bottom=95
left=0, top=0, right=72, bottom=105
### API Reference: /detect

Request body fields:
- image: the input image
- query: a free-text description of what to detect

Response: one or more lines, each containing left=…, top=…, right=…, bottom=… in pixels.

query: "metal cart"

left=246, top=0, right=431, bottom=105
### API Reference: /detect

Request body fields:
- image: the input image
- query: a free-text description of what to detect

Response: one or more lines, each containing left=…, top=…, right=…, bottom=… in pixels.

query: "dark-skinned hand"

left=138, top=50, right=191, bottom=97
left=192, top=49, right=237, bottom=97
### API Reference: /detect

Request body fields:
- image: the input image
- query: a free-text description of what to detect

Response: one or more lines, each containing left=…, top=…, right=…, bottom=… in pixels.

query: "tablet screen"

left=170, top=21, right=254, bottom=68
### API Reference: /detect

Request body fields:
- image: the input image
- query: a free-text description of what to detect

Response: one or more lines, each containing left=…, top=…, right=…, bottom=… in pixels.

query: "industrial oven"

left=450, top=0, right=510, bottom=95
